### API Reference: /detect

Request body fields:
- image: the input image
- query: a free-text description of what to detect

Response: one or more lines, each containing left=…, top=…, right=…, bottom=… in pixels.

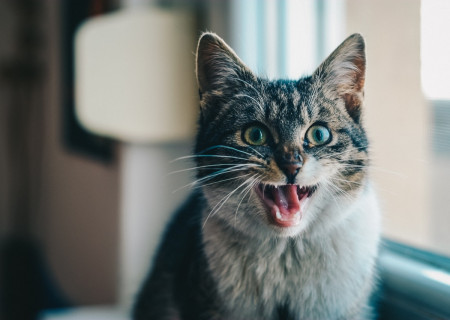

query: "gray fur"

left=134, top=32, right=381, bottom=320
left=203, top=184, right=380, bottom=319
left=197, top=33, right=380, bottom=319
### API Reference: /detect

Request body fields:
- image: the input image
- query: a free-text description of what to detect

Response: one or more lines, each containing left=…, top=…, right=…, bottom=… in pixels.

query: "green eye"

left=243, top=125, right=268, bottom=146
left=307, top=125, right=331, bottom=146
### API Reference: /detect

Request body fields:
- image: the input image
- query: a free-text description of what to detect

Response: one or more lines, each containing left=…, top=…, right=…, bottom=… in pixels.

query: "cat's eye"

left=243, top=125, right=268, bottom=146
left=306, top=125, right=331, bottom=146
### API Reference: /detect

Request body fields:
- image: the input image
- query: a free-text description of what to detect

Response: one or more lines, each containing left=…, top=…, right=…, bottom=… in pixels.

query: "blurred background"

left=0, top=0, right=449, bottom=319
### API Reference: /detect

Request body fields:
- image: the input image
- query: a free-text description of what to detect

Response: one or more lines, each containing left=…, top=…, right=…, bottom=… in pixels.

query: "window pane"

left=421, top=0, right=450, bottom=100
left=346, top=0, right=450, bottom=257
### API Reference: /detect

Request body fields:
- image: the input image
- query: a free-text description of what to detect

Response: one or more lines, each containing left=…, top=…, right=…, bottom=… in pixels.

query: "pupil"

left=251, top=128, right=262, bottom=142
left=315, top=129, right=323, bottom=141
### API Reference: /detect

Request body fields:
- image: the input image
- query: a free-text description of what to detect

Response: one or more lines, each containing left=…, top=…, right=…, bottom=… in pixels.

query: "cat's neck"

left=202, top=216, right=299, bottom=257
left=200, top=186, right=380, bottom=320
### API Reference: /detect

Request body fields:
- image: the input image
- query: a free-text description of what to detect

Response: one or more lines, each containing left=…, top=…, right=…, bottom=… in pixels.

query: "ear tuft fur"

left=196, top=32, right=253, bottom=94
left=314, top=33, right=366, bottom=123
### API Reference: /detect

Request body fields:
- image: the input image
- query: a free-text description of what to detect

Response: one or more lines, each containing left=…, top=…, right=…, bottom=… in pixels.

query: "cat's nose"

left=278, top=151, right=303, bottom=183
left=281, top=163, right=302, bottom=182
left=281, top=150, right=303, bottom=163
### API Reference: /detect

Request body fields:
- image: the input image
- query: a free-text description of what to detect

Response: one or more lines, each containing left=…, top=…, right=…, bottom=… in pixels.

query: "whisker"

left=323, top=180, right=354, bottom=203
left=203, top=178, right=252, bottom=229
left=172, top=167, right=254, bottom=193
left=172, top=173, right=252, bottom=194
left=318, top=146, right=369, bottom=160
left=171, top=154, right=259, bottom=163
left=331, top=173, right=397, bottom=196
left=230, top=77, right=264, bottom=101
left=197, top=174, right=252, bottom=189
left=169, top=163, right=260, bottom=175
left=246, top=145, right=264, bottom=158
left=339, top=163, right=406, bottom=177
left=234, top=93, right=265, bottom=114
left=330, top=176, right=364, bottom=186
left=234, top=175, right=261, bottom=227
left=197, top=145, right=262, bottom=158
left=324, top=183, right=347, bottom=213
left=191, top=166, right=255, bottom=184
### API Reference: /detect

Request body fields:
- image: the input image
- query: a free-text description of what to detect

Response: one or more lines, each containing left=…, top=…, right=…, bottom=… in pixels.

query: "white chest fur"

left=202, top=187, right=381, bottom=320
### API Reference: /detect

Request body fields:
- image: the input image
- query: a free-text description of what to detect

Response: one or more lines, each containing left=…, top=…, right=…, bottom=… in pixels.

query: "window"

left=420, top=0, right=450, bottom=257
left=230, top=0, right=345, bottom=79
left=344, top=0, right=450, bottom=259
left=421, top=0, right=450, bottom=101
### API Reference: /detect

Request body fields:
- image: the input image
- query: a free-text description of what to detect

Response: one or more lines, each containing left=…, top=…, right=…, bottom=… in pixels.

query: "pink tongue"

left=273, top=185, right=301, bottom=215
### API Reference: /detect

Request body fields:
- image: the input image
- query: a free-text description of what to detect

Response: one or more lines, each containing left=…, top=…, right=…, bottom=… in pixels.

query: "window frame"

left=378, top=239, right=450, bottom=319
left=432, top=100, right=450, bottom=154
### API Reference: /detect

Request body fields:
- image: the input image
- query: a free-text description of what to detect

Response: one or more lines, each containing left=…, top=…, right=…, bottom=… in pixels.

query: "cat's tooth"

left=275, top=208, right=282, bottom=220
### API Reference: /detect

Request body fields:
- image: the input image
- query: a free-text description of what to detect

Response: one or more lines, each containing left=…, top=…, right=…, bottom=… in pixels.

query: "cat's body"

left=133, top=33, right=381, bottom=320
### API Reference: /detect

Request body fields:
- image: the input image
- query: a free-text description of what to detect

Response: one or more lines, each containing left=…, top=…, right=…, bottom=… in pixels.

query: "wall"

left=38, top=1, right=120, bottom=305
left=0, top=2, right=16, bottom=236
left=346, top=0, right=432, bottom=249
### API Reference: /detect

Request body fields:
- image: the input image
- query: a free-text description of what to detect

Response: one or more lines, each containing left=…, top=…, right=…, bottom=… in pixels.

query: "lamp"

left=74, top=5, right=197, bottom=310
left=75, top=6, right=197, bottom=143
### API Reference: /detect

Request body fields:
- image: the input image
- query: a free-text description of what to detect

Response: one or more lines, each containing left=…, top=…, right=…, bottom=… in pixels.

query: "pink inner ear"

left=343, top=92, right=363, bottom=123
left=352, top=63, right=365, bottom=93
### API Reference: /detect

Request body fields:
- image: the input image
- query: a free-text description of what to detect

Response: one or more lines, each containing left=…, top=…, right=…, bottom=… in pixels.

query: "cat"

left=133, top=32, right=381, bottom=320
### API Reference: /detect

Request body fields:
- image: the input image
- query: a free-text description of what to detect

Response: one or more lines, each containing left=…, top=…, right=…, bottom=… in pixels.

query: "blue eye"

left=306, top=125, right=331, bottom=146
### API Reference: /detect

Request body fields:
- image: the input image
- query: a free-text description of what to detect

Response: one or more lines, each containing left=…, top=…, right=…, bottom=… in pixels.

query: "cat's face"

left=194, top=33, right=369, bottom=238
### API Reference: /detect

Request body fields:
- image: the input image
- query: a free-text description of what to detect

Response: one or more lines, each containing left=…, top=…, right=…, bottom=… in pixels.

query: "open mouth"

left=255, top=184, right=317, bottom=228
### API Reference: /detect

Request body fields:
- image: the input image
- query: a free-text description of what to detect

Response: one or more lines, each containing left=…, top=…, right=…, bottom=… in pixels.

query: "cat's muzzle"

left=255, top=184, right=317, bottom=228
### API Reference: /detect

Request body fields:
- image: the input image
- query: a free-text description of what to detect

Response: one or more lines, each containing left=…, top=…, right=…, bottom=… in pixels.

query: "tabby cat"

left=133, top=32, right=381, bottom=320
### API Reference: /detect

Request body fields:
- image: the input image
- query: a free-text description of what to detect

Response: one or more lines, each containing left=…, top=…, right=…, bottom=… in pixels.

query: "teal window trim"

left=379, top=239, right=450, bottom=319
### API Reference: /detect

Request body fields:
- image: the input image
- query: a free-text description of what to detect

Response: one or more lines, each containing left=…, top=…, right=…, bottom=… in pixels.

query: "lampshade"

left=75, top=7, right=197, bottom=143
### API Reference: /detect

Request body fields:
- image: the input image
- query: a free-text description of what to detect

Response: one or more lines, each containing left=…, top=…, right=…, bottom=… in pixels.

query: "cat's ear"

left=313, top=33, right=366, bottom=123
left=196, top=32, right=254, bottom=94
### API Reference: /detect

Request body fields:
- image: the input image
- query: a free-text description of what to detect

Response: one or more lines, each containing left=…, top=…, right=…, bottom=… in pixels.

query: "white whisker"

left=330, top=176, right=364, bottom=186
left=230, top=77, right=264, bottom=101
left=172, top=167, right=254, bottom=193
left=203, top=178, right=252, bottom=229
left=339, top=163, right=406, bottom=177
left=171, top=154, right=258, bottom=163
left=197, top=145, right=261, bottom=158
left=197, top=174, right=252, bottom=189
left=234, top=93, right=265, bottom=114
left=318, top=146, right=368, bottom=159
left=323, top=180, right=354, bottom=203
left=246, top=145, right=264, bottom=158
left=234, top=175, right=261, bottom=227
left=169, top=163, right=260, bottom=175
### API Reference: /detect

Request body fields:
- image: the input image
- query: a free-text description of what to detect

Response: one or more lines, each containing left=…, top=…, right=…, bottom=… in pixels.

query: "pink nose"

left=277, top=149, right=303, bottom=183
left=280, top=162, right=302, bottom=183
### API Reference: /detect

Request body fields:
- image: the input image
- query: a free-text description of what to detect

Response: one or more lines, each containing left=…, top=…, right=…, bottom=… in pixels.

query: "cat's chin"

left=255, top=183, right=317, bottom=229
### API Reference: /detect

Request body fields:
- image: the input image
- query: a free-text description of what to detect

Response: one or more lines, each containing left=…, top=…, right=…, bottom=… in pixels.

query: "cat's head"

left=194, top=32, right=369, bottom=238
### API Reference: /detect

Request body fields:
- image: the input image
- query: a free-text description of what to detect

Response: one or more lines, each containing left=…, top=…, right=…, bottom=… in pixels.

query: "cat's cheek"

left=295, top=157, right=323, bottom=186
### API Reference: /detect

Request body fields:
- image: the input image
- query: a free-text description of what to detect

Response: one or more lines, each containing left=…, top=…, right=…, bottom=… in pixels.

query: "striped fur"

left=134, top=33, right=381, bottom=320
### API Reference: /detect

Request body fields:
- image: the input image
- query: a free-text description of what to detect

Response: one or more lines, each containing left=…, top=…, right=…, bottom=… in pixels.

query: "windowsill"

left=39, top=241, right=450, bottom=320
left=378, top=239, right=450, bottom=319
left=39, top=306, right=129, bottom=320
